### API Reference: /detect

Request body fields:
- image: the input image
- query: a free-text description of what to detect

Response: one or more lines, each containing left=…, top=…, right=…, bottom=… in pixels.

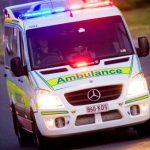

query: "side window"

left=4, top=27, right=19, bottom=67
left=12, top=28, right=18, bottom=55
left=115, top=22, right=132, bottom=52
left=19, top=31, right=26, bottom=65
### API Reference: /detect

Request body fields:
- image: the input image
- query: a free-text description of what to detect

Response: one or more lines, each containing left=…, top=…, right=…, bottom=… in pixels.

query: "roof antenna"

left=68, top=0, right=73, bottom=17
left=69, top=10, right=73, bottom=17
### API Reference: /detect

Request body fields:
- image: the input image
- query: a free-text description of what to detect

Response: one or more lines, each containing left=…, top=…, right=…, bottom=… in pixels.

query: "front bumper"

left=34, top=96, right=150, bottom=137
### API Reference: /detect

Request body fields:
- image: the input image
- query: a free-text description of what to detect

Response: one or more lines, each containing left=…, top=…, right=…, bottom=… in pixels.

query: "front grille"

left=64, top=84, right=123, bottom=106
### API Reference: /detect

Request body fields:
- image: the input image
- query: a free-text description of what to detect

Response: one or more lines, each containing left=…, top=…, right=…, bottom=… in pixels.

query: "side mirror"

left=10, top=57, right=26, bottom=77
left=137, top=37, right=149, bottom=57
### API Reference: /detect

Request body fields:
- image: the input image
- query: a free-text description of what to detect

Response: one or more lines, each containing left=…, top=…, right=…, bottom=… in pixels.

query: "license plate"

left=86, top=103, right=109, bottom=114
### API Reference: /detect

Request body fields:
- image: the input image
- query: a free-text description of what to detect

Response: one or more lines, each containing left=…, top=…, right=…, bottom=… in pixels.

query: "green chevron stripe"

left=125, top=95, right=149, bottom=104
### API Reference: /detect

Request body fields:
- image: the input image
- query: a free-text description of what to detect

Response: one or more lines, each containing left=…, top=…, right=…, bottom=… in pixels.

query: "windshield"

left=27, top=16, right=133, bottom=70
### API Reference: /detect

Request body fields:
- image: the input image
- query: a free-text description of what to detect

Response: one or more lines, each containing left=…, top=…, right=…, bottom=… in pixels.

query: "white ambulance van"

left=3, top=0, right=150, bottom=149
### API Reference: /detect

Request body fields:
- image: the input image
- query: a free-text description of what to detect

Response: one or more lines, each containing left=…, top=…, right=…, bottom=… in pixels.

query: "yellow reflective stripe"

left=5, top=18, right=24, bottom=28
left=41, top=111, right=69, bottom=115
left=48, top=67, right=130, bottom=87
left=35, top=71, right=53, bottom=90
left=7, top=80, right=30, bottom=108
left=125, top=95, right=149, bottom=104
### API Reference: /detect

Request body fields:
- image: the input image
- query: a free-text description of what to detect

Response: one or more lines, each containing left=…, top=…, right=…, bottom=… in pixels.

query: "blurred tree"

left=114, top=0, right=150, bottom=10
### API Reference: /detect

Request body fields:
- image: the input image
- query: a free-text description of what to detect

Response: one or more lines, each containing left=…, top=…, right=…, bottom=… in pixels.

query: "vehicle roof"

left=4, top=0, right=122, bottom=30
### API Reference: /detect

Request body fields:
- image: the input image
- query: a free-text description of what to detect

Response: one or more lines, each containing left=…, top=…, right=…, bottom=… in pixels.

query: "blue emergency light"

left=20, top=9, right=52, bottom=19
left=54, top=7, right=66, bottom=13
left=20, top=7, right=66, bottom=19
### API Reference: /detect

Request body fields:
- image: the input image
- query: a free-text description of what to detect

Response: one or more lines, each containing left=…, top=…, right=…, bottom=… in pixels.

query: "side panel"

left=4, top=24, right=33, bottom=132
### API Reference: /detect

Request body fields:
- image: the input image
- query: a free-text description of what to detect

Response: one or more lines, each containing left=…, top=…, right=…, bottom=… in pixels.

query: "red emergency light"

left=85, top=1, right=112, bottom=8
left=75, top=61, right=88, bottom=68
left=70, top=4, right=83, bottom=10
left=83, top=0, right=113, bottom=8
left=70, top=0, right=112, bottom=10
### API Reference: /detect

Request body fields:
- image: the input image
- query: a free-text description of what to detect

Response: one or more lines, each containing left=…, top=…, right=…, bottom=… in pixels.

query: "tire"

left=33, top=123, right=60, bottom=150
left=11, top=105, right=33, bottom=146
left=17, top=124, right=33, bottom=147
left=11, top=107, right=18, bottom=135
left=31, top=109, right=46, bottom=150
left=34, top=125, right=46, bottom=150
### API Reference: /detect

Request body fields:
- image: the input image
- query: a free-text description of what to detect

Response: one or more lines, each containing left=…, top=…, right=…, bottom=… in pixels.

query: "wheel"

left=11, top=106, right=18, bottom=135
left=34, top=125, right=46, bottom=150
left=33, top=124, right=60, bottom=150
left=31, top=110, right=46, bottom=150
left=31, top=111, right=56, bottom=150
left=16, top=124, right=33, bottom=146
left=11, top=105, right=33, bottom=146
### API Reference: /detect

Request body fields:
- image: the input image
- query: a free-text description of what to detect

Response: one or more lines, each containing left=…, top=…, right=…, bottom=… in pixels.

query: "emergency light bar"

left=19, top=0, right=113, bottom=19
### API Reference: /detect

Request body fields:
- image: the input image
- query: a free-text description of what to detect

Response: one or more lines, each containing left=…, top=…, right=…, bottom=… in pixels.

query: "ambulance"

left=3, top=0, right=150, bottom=149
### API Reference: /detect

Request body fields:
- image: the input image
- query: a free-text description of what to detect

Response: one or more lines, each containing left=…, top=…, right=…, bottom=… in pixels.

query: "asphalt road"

left=1, top=55, right=150, bottom=150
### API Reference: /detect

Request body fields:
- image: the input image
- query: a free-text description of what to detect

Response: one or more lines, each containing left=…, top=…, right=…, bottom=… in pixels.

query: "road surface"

left=0, top=55, right=150, bottom=150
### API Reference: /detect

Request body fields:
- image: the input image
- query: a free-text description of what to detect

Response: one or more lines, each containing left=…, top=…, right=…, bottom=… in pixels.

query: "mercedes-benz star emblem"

left=87, top=89, right=101, bottom=102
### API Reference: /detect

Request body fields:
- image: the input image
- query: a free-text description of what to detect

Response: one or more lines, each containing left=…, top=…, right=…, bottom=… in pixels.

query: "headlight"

left=127, top=73, right=148, bottom=97
left=36, top=90, right=65, bottom=110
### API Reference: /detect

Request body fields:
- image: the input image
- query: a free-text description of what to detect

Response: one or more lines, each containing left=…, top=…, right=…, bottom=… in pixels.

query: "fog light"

left=44, top=118, right=55, bottom=129
left=130, top=105, right=140, bottom=116
left=55, top=117, right=65, bottom=128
